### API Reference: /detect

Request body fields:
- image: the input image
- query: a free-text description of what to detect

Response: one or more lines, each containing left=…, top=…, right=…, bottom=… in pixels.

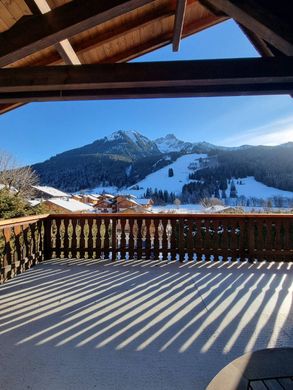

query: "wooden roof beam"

left=172, top=0, right=187, bottom=52
left=0, top=0, right=155, bottom=67
left=200, top=0, right=293, bottom=55
left=26, top=0, right=81, bottom=65
left=0, top=57, right=292, bottom=103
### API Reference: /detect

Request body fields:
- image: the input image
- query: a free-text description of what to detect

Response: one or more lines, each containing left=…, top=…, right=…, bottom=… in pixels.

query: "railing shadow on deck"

left=0, top=258, right=292, bottom=389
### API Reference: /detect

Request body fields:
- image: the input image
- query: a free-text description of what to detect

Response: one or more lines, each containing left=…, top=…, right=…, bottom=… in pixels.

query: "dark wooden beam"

left=172, top=0, right=187, bottom=52
left=200, top=0, right=293, bottom=55
left=24, top=0, right=81, bottom=65
left=0, top=0, right=155, bottom=67
left=0, top=57, right=292, bottom=103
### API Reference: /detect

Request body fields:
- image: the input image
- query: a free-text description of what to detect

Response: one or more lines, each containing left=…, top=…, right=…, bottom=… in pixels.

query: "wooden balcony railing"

left=1, top=213, right=293, bottom=283
left=0, top=215, right=47, bottom=284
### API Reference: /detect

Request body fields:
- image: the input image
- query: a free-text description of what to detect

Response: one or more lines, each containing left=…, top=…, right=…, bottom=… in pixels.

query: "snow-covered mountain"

left=104, top=130, right=160, bottom=158
left=33, top=130, right=293, bottom=196
left=154, top=134, right=250, bottom=153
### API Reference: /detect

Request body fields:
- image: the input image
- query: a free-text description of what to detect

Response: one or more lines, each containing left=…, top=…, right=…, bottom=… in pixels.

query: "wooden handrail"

left=0, top=214, right=49, bottom=228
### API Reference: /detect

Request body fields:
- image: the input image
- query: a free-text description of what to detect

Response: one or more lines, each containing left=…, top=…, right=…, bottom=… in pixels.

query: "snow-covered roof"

left=46, top=198, right=93, bottom=212
left=137, top=198, right=152, bottom=205
left=28, top=199, right=42, bottom=207
left=204, top=205, right=236, bottom=213
left=33, top=186, right=69, bottom=198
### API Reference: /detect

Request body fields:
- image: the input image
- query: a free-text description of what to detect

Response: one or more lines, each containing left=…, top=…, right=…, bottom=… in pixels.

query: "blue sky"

left=0, top=20, right=292, bottom=166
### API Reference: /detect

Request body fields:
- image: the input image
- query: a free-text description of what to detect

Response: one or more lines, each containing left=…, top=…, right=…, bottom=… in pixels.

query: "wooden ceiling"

left=0, top=1, right=226, bottom=67
left=0, top=0, right=227, bottom=113
left=0, top=0, right=292, bottom=114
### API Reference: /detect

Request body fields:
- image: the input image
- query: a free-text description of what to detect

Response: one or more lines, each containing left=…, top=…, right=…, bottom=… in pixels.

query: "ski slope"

left=234, top=177, right=293, bottom=199
left=126, top=153, right=207, bottom=196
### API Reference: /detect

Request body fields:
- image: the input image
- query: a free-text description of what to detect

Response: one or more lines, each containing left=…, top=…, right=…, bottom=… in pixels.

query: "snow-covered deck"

left=0, top=259, right=292, bottom=390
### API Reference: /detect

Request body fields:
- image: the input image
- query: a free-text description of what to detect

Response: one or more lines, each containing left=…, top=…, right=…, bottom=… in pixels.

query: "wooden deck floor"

left=0, top=259, right=292, bottom=390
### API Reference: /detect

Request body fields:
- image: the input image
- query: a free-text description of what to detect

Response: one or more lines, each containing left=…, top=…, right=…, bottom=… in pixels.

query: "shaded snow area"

left=234, top=177, right=293, bottom=199
left=126, top=153, right=207, bottom=196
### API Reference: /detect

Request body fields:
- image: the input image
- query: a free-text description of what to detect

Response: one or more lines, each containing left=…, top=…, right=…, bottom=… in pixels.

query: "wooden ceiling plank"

left=172, top=0, right=187, bottom=52
left=0, top=57, right=292, bottom=99
left=0, top=0, right=156, bottom=67
left=73, top=7, right=174, bottom=57
left=101, top=14, right=225, bottom=63
left=200, top=0, right=293, bottom=55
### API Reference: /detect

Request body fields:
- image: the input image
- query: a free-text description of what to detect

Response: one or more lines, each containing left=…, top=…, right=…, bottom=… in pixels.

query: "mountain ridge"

left=32, top=130, right=293, bottom=193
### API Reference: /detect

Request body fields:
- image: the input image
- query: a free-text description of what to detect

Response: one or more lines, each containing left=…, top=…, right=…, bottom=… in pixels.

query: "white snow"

left=33, top=186, right=69, bottom=198
left=233, top=177, right=293, bottom=199
left=47, top=198, right=94, bottom=212
left=126, top=153, right=207, bottom=196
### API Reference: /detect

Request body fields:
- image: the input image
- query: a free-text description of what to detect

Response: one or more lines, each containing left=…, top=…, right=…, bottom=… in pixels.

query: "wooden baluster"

left=283, top=219, right=291, bottom=261
left=161, top=219, right=168, bottom=261
left=70, top=218, right=78, bottom=259
left=238, top=218, right=247, bottom=262
left=30, top=223, right=38, bottom=264
left=132, top=219, right=138, bottom=259
left=230, top=219, right=238, bottom=262
left=248, top=218, right=256, bottom=263
left=220, top=219, right=228, bottom=261
left=13, top=225, right=22, bottom=274
left=193, top=219, right=201, bottom=261
left=3, top=227, right=12, bottom=280
left=103, top=218, right=110, bottom=259
left=170, top=218, right=177, bottom=261
left=23, top=223, right=32, bottom=267
left=153, top=218, right=160, bottom=261
left=78, top=219, right=85, bottom=258
left=144, top=219, right=151, bottom=260
left=178, top=218, right=185, bottom=262
left=95, top=218, right=102, bottom=259
left=87, top=218, right=94, bottom=260
left=265, top=219, right=273, bottom=262
left=203, top=218, right=211, bottom=262
left=62, top=218, right=69, bottom=259
left=128, top=218, right=134, bottom=260
left=212, top=219, right=220, bottom=262
left=55, top=218, right=62, bottom=259
left=274, top=218, right=281, bottom=260
left=111, top=217, right=117, bottom=261
left=0, top=230, right=4, bottom=284
left=136, top=218, right=143, bottom=260
left=187, top=218, right=194, bottom=261
left=120, top=218, right=126, bottom=260
left=44, top=218, right=52, bottom=260
left=36, top=220, right=43, bottom=260
left=141, top=219, right=147, bottom=259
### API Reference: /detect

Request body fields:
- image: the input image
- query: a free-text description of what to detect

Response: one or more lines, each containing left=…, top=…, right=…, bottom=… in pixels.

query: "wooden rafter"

left=0, top=0, right=155, bottom=67
left=0, top=57, right=292, bottom=103
left=200, top=0, right=293, bottom=55
left=25, top=0, right=81, bottom=65
left=172, top=0, right=187, bottom=52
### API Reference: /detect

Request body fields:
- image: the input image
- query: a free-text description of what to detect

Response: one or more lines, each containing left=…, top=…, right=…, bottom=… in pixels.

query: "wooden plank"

left=172, top=0, right=187, bottom=52
left=201, top=0, right=293, bottom=55
left=0, top=57, right=292, bottom=103
left=0, top=0, right=156, bottom=67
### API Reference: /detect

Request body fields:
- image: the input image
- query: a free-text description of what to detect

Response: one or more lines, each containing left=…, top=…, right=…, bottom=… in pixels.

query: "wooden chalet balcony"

left=0, top=213, right=292, bottom=390
left=1, top=213, right=292, bottom=283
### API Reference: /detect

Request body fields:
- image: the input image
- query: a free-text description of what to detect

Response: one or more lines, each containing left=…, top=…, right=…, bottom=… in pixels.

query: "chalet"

left=32, top=185, right=69, bottom=200
left=120, top=205, right=153, bottom=214
left=43, top=197, right=93, bottom=214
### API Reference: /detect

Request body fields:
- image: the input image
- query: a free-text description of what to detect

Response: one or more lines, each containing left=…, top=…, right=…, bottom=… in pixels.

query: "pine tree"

left=229, top=181, right=238, bottom=198
left=168, top=168, right=174, bottom=177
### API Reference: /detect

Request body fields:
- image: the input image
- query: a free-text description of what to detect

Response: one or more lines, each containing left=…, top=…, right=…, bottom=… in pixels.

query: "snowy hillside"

left=126, top=153, right=207, bottom=196
left=232, top=177, right=293, bottom=199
